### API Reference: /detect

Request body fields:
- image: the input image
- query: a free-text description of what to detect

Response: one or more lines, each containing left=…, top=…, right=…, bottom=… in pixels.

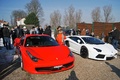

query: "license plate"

left=54, top=65, right=63, bottom=68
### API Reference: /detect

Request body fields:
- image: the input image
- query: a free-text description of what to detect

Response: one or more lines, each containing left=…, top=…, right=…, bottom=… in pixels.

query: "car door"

left=68, top=37, right=83, bottom=54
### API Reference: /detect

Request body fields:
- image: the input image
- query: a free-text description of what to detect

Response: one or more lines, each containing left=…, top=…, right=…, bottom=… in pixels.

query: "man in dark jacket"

left=2, top=25, right=11, bottom=50
left=0, top=27, right=5, bottom=46
left=44, top=25, right=51, bottom=36
left=37, top=26, right=43, bottom=34
left=15, top=26, right=23, bottom=38
left=112, top=27, right=120, bottom=49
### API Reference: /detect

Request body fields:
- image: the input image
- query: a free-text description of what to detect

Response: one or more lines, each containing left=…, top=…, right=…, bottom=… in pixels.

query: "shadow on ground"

left=105, top=62, right=120, bottom=78
left=0, top=46, right=21, bottom=79
left=65, top=70, right=79, bottom=80
left=0, top=58, right=21, bottom=80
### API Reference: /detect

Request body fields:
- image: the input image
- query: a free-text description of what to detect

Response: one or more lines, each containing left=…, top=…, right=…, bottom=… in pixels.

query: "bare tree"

left=68, top=5, right=75, bottom=28
left=50, top=10, right=61, bottom=28
left=103, top=5, right=113, bottom=23
left=63, top=5, right=76, bottom=28
left=75, top=9, right=82, bottom=23
left=25, top=0, right=44, bottom=24
left=91, top=7, right=101, bottom=22
left=10, top=15, right=14, bottom=26
left=11, top=10, right=27, bottom=26
left=63, top=5, right=82, bottom=29
left=63, top=9, right=69, bottom=27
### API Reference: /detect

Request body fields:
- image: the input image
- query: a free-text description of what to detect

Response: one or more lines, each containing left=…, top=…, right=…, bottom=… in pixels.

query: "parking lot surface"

left=0, top=51, right=120, bottom=80
left=0, top=38, right=120, bottom=80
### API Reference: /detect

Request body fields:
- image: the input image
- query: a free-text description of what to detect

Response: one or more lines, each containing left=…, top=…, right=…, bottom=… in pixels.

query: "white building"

left=16, top=18, right=26, bottom=26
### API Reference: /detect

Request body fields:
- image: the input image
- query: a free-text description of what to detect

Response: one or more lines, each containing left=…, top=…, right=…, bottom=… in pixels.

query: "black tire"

left=80, top=46, right=88, bottom=58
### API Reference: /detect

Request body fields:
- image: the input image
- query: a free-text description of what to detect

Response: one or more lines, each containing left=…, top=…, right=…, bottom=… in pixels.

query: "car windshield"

left=25, top=36, right=59, bottom=47
left=82, top=37, right=105, bottom=44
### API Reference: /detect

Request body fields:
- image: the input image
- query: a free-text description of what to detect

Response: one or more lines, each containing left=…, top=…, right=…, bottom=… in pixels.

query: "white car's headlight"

left=94, top=48, right=102, bottom=52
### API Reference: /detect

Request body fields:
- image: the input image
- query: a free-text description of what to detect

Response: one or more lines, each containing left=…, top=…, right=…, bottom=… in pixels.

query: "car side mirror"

left=77, top=40, right=81, bottom=44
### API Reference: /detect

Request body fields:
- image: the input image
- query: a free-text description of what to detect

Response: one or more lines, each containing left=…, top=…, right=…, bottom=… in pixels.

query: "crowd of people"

left=0, top=24, right=52, bottom=50
left=0, top=24, right=120, bottom=50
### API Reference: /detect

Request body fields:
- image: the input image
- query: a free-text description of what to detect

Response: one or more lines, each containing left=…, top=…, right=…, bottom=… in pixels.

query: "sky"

left=0, top=0, right=120, bottom=27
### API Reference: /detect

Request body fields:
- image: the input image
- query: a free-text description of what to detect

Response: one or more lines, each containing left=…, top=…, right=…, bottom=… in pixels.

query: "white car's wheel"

left=80, top=46, right=88, bottom=58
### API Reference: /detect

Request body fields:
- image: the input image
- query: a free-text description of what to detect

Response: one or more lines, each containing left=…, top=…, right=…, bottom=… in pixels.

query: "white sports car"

left=65, top=35, right=118, bottom=60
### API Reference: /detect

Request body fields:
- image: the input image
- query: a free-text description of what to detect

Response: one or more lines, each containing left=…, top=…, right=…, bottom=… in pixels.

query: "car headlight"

left=94, top=48, right=102, bottom=52
left=26, top=50, right=39, bottom=62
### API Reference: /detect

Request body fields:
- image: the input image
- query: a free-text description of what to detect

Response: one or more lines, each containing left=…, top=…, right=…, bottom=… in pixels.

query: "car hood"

left=25, top=45, right=70, bottom=61
left=86, top=43, right=118, bottom=53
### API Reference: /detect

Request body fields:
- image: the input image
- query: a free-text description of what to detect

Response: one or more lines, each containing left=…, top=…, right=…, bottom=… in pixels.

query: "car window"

left=25, top=36, right=59, bottom=47
left=69, top=37, right=83, bottom=44
left=82, top=37, right=105, bottom=44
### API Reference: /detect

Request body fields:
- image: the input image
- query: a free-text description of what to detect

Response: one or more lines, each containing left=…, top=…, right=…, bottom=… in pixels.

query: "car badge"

left=56, top=58, right=58, bottom=60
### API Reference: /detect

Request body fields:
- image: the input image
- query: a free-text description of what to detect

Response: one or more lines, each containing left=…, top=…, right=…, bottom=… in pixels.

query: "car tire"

left=80, top=46, right=88, bottom=58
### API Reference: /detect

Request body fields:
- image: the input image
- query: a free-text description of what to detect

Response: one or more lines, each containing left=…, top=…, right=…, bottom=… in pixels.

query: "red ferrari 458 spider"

left=14, top=34, right=74, bottom=74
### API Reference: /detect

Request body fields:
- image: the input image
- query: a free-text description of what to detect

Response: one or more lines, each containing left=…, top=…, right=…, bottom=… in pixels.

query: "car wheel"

left=80, top=46, right=88, bottom=58
left=65, top=40, right=70, bottom=47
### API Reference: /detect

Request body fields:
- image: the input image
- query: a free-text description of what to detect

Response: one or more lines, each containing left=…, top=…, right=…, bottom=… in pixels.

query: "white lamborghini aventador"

left=65, top=35, right=118, bottom=60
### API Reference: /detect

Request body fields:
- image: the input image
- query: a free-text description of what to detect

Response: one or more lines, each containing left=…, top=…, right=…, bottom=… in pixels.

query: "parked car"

left=14, top=34, right=74, bottom=74
left=65, top=35, right=118, bottom=60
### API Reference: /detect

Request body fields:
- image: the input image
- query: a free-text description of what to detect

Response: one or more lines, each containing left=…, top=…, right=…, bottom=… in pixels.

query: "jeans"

left=112, top=39, right=118, bottom=50
left=4, top=37, right=11, bottom=50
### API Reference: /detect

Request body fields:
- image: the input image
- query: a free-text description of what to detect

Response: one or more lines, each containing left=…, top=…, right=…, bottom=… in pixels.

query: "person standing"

left=101, top=32, right=105, bottom=42
left=2, top=25, right=11, bottom=50
left=30, top=26, right=37, bottom=34
left=10, top=27, right=16, bottom=44
left=54, top=26, right=62, bottom=39
left=23, top=26, right=30, bottom=35
left=37, top=26, right=43, bottom=34
left=112, top=27, right=120, bottom=49
left=0, top=27, right=5, bottom=46
left=108, top=30, right=113, bottom=44
left=44, top=25, right=52, bottom=36
left=90, top=32, right=95, bottom=37
left=0, top=27, right=3, bottom=43
left=15, top=26, right=23, bottom=38
left=56, top=28, right=66, bottom=45
left=81, top=28, right=86, bottom=35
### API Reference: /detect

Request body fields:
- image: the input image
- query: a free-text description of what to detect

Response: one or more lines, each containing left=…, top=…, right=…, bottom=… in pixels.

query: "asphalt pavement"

left=0, top=38, right=19, bottom=72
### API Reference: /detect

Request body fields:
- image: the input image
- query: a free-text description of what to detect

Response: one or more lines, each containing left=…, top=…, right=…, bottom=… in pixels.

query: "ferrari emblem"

left=56, top=58, right=58, bottom=60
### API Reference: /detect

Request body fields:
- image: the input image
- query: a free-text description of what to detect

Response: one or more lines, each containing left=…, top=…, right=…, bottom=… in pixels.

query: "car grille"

left=35, top=62, right=74, bottom=72
left=96, top=54, right=105, bottom=58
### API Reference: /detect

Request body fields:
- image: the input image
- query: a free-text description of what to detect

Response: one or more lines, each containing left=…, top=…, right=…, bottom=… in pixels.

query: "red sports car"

left=14, top=34, right=74, bottom=74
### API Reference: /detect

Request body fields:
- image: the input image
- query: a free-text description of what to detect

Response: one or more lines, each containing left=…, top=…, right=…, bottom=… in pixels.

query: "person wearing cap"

left=23, top=26, right=30, bottom=35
